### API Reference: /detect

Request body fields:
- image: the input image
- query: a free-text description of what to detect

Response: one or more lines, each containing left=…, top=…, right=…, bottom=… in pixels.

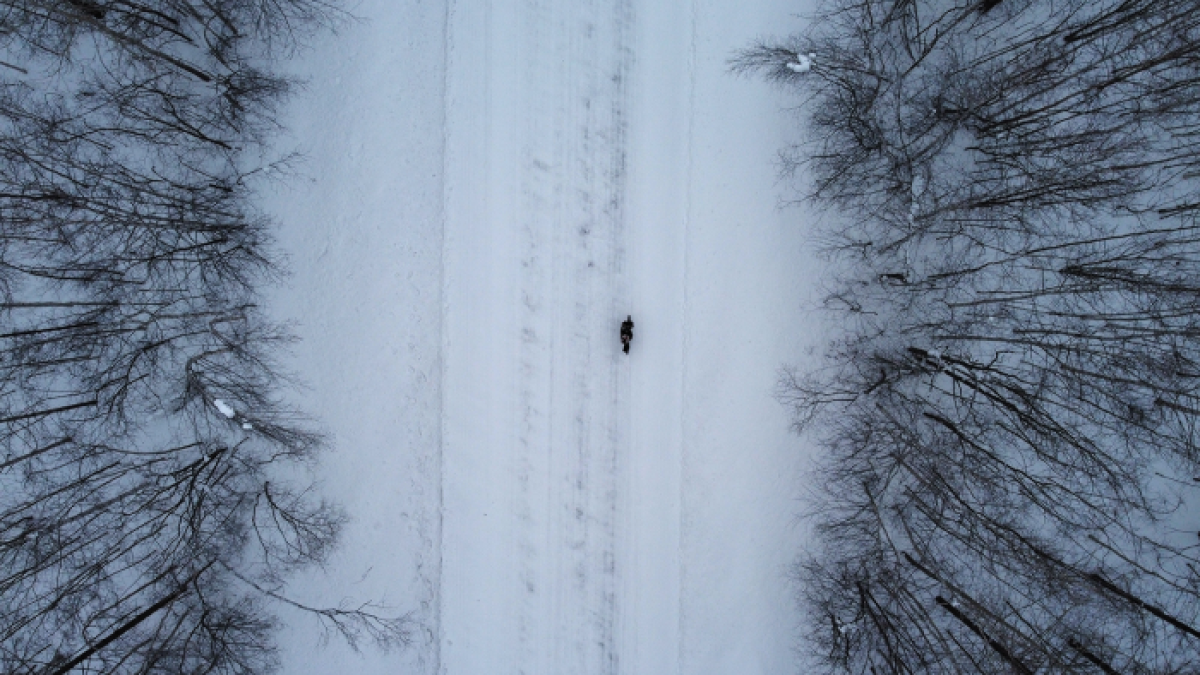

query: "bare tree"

left=0, top=2, right=411, bottom=674
left=740, top=0, right=1200, bottom=672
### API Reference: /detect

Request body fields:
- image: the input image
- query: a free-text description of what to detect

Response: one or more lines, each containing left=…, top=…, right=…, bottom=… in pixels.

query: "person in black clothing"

left=620, top=315, right=634, bottom=354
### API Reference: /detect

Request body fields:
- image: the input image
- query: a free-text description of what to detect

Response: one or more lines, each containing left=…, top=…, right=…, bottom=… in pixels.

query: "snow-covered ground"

left=263, top=0, right=820, bottom=673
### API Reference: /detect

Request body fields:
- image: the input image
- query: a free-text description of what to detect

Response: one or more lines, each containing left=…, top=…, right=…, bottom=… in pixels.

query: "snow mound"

left=787, top=52, right=816, bottom=73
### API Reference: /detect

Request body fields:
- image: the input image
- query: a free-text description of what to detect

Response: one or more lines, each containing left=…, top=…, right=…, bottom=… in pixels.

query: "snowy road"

left=441, top=0, right=640, bottom=672
left=266, top=0, right=819, bottom=673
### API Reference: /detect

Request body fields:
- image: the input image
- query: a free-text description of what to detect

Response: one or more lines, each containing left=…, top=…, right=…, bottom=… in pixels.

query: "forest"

left=8, top=0, right=1200, bottom=673
left=0, top=2, right=406, bottom=674
left=737, top=0, right=1200, bottom=672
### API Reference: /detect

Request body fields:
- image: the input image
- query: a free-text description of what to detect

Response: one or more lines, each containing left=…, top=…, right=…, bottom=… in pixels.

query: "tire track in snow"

left=509, top=0, right=633, bottom=673
left=678, top=1, right=697, bottom=671
left=440, top=0, right=637, bottom=671
left=431, top=0, right=457, bottom=671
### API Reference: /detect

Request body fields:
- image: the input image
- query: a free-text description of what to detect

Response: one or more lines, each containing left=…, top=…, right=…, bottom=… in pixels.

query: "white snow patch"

left=911, top=174, right=926, bottom=198
left=910, top=173, right=926, bottom=222
left=213, top=399, right=235, bottom=418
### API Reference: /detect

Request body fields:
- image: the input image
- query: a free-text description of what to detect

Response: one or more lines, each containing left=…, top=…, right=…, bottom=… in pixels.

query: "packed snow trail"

left=441, top=0, right=818, bottom=672
left=266, top=0, right=819, bottom=673
left=441, top=1, right=643, bottom=672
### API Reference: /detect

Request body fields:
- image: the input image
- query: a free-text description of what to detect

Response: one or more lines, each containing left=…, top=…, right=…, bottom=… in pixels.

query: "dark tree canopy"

left=0, top=2, right=408, bottom=673
left=737, top=0, right=1200, bottom=672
